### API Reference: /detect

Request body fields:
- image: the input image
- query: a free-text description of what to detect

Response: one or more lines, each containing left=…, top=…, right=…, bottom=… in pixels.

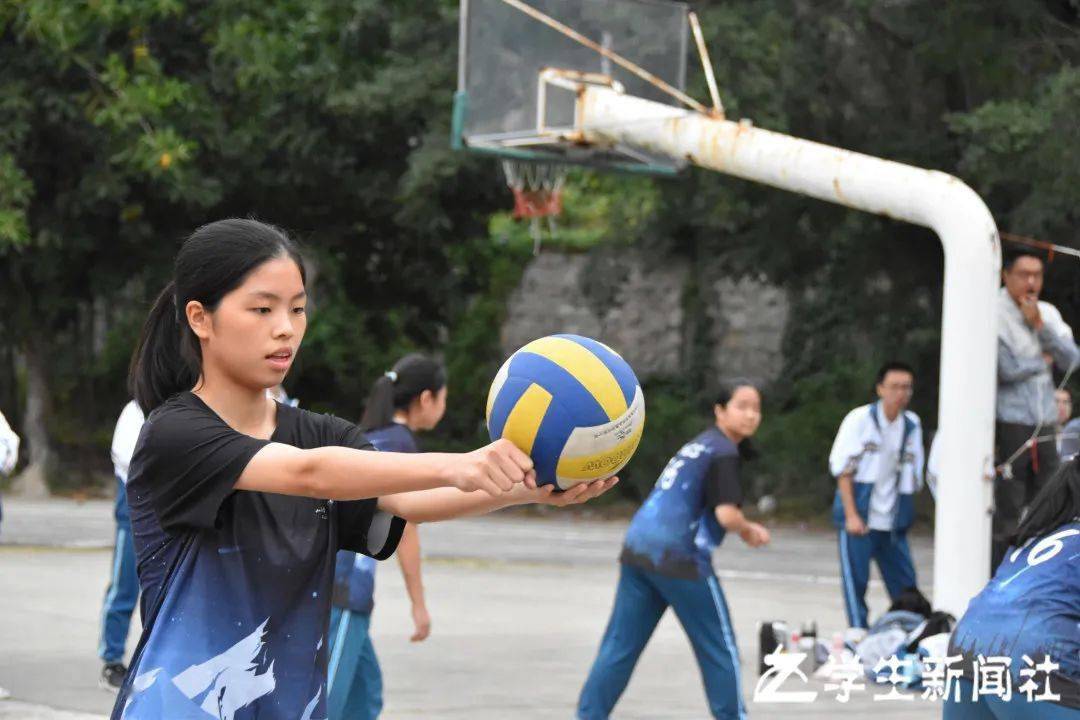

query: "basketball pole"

left=573, top=83, right=999, bottom=618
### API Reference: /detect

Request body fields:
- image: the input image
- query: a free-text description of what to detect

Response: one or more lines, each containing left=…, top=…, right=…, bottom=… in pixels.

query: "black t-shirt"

left=704, top=455, right=743, bottom=510
left=113, top=392, right=404, bottom=720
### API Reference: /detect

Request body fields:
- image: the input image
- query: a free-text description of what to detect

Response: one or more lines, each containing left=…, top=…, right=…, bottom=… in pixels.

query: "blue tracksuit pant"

left=328, top=607, right=383, bottom=720
left=577, top=563, right=746, bottom=720
left=98, top=476, right=139, bottom=663
left=837, top=529, right=916, bottom=629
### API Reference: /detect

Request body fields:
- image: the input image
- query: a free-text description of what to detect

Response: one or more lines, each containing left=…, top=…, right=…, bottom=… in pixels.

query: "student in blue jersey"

left=944, top=458, right=1080, bottom=719
left=328, top=353, right=446, bottom=720
left=111, top=219, right=618, bottom=720
left=830, top=361, right=925, bottom=631
left=577, top=379, right=770, bottom=720
left=98, top=399, right=146, bottom=692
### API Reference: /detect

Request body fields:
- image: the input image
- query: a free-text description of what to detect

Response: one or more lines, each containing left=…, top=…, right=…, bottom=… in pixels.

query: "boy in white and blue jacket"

left=829, top=361, right=925, bottom=629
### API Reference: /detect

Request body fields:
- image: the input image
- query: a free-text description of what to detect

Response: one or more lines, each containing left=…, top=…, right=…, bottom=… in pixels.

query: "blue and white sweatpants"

left=327, top=607, right=383, bottom=720
left=837, top=528, right=916, bottom=630
left=577, top=562, right=746, bottom=720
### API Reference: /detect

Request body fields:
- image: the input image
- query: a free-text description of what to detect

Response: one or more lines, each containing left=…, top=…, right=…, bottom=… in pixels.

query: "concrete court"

left=0, top=498, right=944, bottom=719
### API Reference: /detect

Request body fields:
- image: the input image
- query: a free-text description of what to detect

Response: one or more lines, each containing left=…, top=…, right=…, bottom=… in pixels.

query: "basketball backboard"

left=453, top=0, right=690, bottom=175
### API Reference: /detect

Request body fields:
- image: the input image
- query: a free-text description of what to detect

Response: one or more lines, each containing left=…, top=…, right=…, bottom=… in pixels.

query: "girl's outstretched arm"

left=378, top=476, right=620, bottom=523
left=235, top=438, right=534, bottom=499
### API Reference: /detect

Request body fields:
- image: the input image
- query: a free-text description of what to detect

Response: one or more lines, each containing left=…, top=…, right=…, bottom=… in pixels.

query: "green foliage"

left=753, top=360, right=877, bottom=505
left=488, top=170, right=662, bottom=252
left=618, top=380, right=704, bottom=501
left=0, top=0, right=503, bottom=485
left=436, top=239, right=534, bottom=450
left=0, top=153, right=31, bottom=247
left=950, top=66, right=1080, bottom=238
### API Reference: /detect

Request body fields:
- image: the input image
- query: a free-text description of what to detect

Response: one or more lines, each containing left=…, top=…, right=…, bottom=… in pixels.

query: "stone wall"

left=500, top=250, right=790, bottom=384
left=705, top=275, right=789, bottom=384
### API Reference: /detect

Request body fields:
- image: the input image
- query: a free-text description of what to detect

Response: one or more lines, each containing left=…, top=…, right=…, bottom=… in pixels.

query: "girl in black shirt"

left=113, top=219, right=616, bottom=720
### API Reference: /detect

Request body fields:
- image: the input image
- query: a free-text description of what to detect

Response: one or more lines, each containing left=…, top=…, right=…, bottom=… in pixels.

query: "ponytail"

left=360, top=354, right=447, bottom=431
left=129, top=281, right=200, bottom=414
left=359, top=375, right=397, bottom=432
left=1010, top=459, right=1080, bottom=548
left=127, top=219, right=306, bottom=414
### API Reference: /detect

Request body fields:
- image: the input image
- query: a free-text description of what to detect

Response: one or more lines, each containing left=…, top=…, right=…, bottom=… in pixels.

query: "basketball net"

left=501, top=160, right=569, bottom=253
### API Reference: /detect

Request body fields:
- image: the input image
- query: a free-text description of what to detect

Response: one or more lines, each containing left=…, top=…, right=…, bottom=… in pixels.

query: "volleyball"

left=486, top=334, right=645, bottom=489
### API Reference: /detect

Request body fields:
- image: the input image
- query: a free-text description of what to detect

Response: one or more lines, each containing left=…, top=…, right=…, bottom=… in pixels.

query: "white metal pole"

left=457, top=0, right=469, bottom=93
left=576, top=86, right=999, bottom=617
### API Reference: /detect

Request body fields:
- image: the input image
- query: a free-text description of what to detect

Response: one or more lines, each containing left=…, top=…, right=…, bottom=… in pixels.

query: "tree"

left=0, top=0, right=509, bottom=488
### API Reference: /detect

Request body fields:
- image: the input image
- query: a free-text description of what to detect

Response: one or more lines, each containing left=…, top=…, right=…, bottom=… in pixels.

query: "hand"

left=1043, top=352, right=1054, bottom=367
left=519, top=476, right=619, bottom=507
left=449, top=439, right=535, bottom=497
left=845, top=514, right=869, bottom=536
left=738, top=522, right=770, bottom=547
left=1020, top=296, right=1043, bottom=330
left=410, top=604, right=431, bottom=642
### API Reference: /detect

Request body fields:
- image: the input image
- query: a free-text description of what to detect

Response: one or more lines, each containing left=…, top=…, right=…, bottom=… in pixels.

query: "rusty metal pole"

left=576, top=85, right=999, bottom=617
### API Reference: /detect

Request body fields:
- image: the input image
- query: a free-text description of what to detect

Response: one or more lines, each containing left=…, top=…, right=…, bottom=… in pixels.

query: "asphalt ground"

left=0, top=498, right=943, bottom=719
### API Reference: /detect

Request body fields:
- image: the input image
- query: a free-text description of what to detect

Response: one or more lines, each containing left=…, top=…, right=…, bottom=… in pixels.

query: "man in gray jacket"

left=996, top=248, right=1079, bottom=569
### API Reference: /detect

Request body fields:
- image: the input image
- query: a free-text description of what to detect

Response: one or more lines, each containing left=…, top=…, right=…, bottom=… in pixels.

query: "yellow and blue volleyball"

left=486, top=334, right=645, bottom=489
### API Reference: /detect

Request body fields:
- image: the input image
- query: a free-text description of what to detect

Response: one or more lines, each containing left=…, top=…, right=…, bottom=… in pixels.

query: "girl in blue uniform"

left=329, top=353, right=447, bottom=719
left=578, top=380, right=771, bottom=720
left=944, top=458, right=1080, bottom=719
left=111, top=219, right=617, bottom=720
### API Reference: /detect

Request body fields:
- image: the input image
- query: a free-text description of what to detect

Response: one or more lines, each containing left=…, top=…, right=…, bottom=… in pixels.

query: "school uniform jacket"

left=829, top=402, right=924, bottom=532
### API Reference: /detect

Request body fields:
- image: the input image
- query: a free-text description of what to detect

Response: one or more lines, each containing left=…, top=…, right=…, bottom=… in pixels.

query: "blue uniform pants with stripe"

left=943, top=678, right=1080, bottom=719
left=577, top=563, right=746, bottom=720
left=328, top=607, right=383, bottom=720
left=98, top=476, right=139, bottom=663
left=837, top=529, right=916, bottom=630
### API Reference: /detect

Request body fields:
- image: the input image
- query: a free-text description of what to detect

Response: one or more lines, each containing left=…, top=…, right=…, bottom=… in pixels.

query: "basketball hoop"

left=502, top=159, right=569, bottom=253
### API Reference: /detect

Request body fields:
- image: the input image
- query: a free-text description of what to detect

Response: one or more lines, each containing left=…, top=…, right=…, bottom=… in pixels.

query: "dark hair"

left=1010, top=458, right=1080, bottom=548
left=359, top=353, right=447, bottom=431
left=714, top=378, right=761, bottom=459
left=875, top=361, right=915, bottom=386
left=1003, top=246, right=1044, bottom=271
left=129, top=219, right=306, bottom=413
left=715, top=378, right=761, bottom=408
